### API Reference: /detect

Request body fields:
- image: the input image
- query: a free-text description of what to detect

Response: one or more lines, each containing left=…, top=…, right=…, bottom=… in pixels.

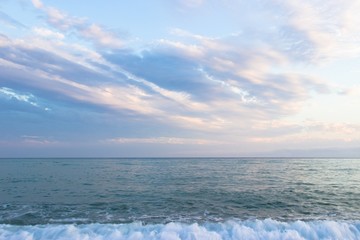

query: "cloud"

left=0, top=34, right=215, bottom=130
left=338, top=85, right=360, bottom=96
left=45, top=6, right=83, bottom=31
left=78, top=24, right=123, bottom=48
left=278, top=0, right=360, bottom=61
left=0, top=11, right=26, bottom=29
left=248, top=120, right=360, bottom=145
left=179, top=0, right=205, bottom=8
left=0, top=34, right=10, bottom=45
left=31, top=0, right=43, bottom=9
left=0, top=87, right=51, bottom=112
left=33, top=27, right=64, bottom=39
left=0, top=136, right=58, bottom=147
left=106, top=137, right=220, bottom=145
left=106, top=31, right=330, bottom=123
left=0, top=87, right=34, bottom=104
left=21, top=135, right=57, bottom=145
left=31, top=0, right=123, bottom=48
left=169, top=0, right=360, bottom=63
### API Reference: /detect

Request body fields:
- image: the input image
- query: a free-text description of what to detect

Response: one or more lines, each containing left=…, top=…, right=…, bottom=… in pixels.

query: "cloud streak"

left=0, top=87, right=51, bottom=111
left=31, top=0, right=123, bottom=48
left=106, top=137, right=221, bottom=145
left=0, top=11, right=26, bottom=29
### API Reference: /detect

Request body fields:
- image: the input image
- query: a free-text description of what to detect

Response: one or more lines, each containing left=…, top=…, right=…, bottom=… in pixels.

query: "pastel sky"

left=1, top=0, right=360, bottom=157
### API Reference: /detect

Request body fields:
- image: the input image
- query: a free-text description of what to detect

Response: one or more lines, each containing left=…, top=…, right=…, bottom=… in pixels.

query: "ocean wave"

left=1, top=219, right=360, bottom=240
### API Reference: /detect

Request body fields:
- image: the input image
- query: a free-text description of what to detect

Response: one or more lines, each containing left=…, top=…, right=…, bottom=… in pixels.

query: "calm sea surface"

left=1, top=158, right=360, bottom=239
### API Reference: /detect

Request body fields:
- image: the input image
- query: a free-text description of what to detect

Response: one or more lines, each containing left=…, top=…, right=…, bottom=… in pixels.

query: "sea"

left=1, top=158, right=360, bottom=240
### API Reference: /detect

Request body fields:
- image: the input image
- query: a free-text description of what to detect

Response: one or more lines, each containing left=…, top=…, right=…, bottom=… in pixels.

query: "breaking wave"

left=1, top=219, right=360, bottom=240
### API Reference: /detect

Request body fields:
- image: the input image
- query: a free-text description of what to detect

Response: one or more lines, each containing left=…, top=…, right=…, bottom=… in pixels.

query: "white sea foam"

left=1, top=219, right=360, bottom=240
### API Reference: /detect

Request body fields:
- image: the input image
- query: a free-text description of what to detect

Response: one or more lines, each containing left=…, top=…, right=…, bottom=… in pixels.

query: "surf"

left=1, top=219, right=360, bottom=240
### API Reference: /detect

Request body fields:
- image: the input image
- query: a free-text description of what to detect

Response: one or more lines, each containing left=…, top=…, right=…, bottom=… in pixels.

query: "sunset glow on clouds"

left=1, top=0, right=359, bottom=157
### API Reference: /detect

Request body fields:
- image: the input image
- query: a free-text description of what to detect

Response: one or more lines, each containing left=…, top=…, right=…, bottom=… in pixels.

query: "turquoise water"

left=1, top=158, right=360, bottom=239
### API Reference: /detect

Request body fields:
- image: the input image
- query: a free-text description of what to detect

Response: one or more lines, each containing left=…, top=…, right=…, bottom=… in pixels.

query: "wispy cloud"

left=178, top=0, right=205, bottom=8
left=33, top=27, right=64, bottom=40
left=31, top=0, right=43, bottom=9
left=21, top=135, right=57, bottom=145
left=0, top=11, right=26, bottom=29
left=31, top=0, right=123, bottom=48
left=279, top=0, right=360, bottom=61
left=338, top=85, right=360, bottom=96
left=106, top=137, right=221, bottom=145
left=248, top=121, right=360, bottom=145
left=0, top=87, right=37, bottom=106
left=0, top=87, right=52, bottom=111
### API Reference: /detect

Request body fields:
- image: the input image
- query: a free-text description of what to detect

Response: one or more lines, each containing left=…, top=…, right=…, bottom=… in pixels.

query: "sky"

left=0, top=0, right=360, bottom=157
